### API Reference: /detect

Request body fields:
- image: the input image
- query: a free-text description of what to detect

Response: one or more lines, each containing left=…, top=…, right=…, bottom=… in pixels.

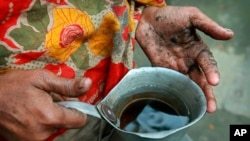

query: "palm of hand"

left=136, top=6, right=234, bottom=113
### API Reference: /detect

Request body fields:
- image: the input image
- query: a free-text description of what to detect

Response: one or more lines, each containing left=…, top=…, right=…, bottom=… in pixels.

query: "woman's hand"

left=135, top=6, right=234, bottom=113
left=0, top=69, right=92, bottom=141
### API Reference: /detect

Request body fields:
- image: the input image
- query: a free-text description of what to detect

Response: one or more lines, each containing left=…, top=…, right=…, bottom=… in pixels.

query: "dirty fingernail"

left=224, top=28, right=233, bottom=33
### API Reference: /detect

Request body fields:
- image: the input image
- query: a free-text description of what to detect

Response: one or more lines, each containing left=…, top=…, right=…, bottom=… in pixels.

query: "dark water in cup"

left=120, top=98, right=190, bottom=133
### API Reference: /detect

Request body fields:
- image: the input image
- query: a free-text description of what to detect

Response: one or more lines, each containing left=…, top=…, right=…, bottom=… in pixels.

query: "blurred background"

left=134, top=0, right=250, bottom=140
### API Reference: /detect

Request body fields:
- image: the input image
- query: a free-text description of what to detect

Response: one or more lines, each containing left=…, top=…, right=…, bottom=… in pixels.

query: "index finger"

left=49, top=104, right=87, bottom=129
left=189, top=7, right=234, bottom=40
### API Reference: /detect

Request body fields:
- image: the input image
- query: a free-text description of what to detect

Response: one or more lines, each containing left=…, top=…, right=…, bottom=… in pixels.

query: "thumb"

left=190, top=7, right=234, bottom=40
left=34, top=70, right=92, bottom=97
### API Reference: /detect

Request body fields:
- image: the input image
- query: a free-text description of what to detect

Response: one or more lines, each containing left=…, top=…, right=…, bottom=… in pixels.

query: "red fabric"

left=44, top=63, right=75, bottom=78
left=104, top=62, right=129, bottom=96
left=14, top=51, right=46, bottom=64
left=112, top=5, right=126, bottom=17
left=80, top=57, right=111, bottom=104
left=122, top=26, right=129, bottom=42
left=0, top=0, right=32, bottom=49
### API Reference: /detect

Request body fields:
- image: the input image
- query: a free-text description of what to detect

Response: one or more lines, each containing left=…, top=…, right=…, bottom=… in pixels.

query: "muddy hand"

left=135, top=6, right=234, bottom=113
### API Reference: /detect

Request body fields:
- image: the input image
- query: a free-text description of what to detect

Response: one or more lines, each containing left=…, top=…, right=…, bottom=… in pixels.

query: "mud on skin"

left=135, top=6, right=234, bottom=113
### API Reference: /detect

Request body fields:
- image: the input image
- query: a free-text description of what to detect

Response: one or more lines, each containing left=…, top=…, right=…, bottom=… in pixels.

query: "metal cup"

left=59, top=67, right=206, bottom=141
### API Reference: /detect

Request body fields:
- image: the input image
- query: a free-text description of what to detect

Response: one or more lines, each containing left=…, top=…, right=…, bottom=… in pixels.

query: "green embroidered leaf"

left=0, top=45, right=11, bottom=66
left=27, top=0, right=49, bottom=32
left=113, top=0, right=124, bottom=4
left=9, top=23, right=44, bottom=50
left=71, top=44, right=90, bottom=69
left=68, top=0, right=108, bottom=15
left=9, top=0, right=48, bottom=51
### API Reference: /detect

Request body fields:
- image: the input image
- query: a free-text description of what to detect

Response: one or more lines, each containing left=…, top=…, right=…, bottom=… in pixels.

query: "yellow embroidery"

left=88, top=12, right=120, bottom=57
left=45, top=8, right=95, bottom=62
left=127, top=0, right=136, bottom=32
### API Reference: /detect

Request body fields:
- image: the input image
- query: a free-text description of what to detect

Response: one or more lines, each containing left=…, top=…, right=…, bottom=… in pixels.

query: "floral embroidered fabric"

left=0, top=0, right=166, bottom=140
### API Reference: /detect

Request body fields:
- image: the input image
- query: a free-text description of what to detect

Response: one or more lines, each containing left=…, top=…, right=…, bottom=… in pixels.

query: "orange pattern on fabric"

left=45, top=8, right=95, bottom=62
left=88, top=12, right=120, bottom=57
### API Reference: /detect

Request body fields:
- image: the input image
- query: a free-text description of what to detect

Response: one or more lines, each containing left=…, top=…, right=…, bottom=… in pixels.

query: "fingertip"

left=223, top=28, right=234, bottom=40
left=206, top=99, right=217, bottom=113
left=207, top=73, right=220, bottom=86
left=203, top=66, right=220, bottom=86
left=78, top=77, right=92, bottom=93
left=79, top=77, right=92, bottom=88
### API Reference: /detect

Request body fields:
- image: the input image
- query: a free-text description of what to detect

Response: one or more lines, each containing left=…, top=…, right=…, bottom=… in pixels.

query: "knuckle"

left=200, top=50, right=218, bottom=68
left=22, top=69, right=51, bottom=81
left=45, top=113, right=62, bottom=126
left=39, top=106, right=63, bottom=126
left=31, top=69, right=55, bottom=87
left=188, top=6, right=201, bottom=14
left=35, top=69, right=53, bottom=80
left=65, top=79, right=74, bottom=94
left=188, top=7, right=203, bottom=21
